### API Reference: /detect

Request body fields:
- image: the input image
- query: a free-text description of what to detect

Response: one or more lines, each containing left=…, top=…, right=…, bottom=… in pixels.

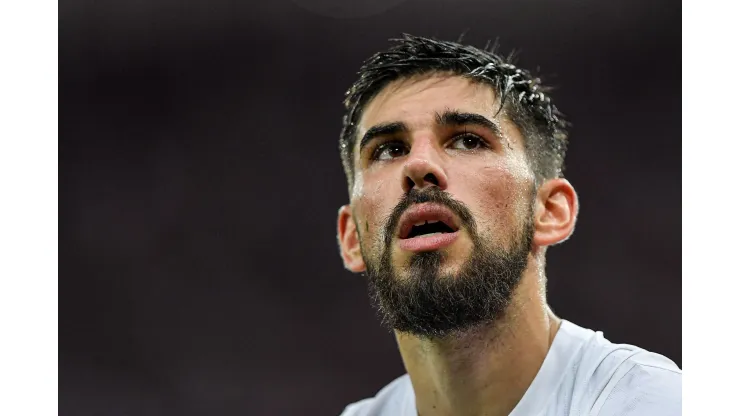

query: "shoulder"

left=567, top=324, right=681, bottom=416
left=339, top=374, right=413, bottom=416
left=591, top=351, right=681, bottom=416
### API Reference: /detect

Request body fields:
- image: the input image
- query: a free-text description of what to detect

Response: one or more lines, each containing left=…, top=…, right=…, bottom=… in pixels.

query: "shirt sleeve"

left=595, top=362, right=682, bottom=416
left=339, top=399, right=373, bottom=416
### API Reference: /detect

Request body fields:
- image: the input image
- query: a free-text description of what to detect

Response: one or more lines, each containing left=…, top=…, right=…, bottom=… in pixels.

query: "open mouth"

left=405, top=220, right=456, bottom=238
left=397, top=204, right=461, bottom=252
left=397, top=204, right=461, bottom=240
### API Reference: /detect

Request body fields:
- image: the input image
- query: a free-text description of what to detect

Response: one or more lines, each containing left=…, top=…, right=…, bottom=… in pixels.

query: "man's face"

left=346, top=74, right=538, bottom=337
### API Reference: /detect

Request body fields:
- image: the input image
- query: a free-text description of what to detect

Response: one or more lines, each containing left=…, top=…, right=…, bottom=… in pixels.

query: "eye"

left=450, top=133, right=487, bottom=151
left=372, top=141, right=409, bottom=161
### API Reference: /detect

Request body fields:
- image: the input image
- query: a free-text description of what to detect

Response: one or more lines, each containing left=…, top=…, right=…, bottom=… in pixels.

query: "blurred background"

left=59, top=0, right=680, bottom=414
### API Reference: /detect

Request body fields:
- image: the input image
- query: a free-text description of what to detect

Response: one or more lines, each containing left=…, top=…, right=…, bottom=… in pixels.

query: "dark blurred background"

left=60, top=0, right=680, bottom=414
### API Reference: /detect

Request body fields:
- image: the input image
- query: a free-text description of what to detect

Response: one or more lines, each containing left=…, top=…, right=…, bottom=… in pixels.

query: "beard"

left=362, top=187, right=534, bottom=340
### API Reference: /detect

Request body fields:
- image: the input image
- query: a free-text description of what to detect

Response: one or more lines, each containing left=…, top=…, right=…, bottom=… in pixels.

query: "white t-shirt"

left=340, top=320, right=681, bottom=416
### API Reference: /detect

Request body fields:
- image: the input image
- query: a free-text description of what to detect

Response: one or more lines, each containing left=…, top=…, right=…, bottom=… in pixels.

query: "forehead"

left=358, top=74, right=500, bottom=137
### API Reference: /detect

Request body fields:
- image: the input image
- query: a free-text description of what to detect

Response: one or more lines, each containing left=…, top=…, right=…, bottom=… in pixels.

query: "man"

left=335, top=34, right=681, bottom=416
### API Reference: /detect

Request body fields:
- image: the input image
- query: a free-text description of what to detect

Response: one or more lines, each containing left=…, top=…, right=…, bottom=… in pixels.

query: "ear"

left=337, top=205, right=367, bottom=273
left=532, top=178, right=579, bottom=247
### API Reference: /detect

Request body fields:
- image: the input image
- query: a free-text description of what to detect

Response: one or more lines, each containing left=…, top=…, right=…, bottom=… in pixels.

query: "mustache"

left=382, top=187, right=477, bottom=248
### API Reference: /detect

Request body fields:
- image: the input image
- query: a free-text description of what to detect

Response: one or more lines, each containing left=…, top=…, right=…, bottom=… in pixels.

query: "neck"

left=394, top=267, right=561, bottom=416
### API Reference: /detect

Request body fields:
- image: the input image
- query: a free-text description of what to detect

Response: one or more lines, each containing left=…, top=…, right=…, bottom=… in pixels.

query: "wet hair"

left=339, top=34, right=569, bottom=192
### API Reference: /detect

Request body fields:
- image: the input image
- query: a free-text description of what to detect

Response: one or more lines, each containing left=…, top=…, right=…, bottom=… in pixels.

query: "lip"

left=397, top=203, right=460, bottom=239
left=398, top=230, right=460, bottom=252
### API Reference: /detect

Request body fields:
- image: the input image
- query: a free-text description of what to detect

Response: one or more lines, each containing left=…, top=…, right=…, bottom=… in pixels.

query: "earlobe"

left=532, top=179, right=579, bottom=247
left=337, top=205, right=367, bottom=273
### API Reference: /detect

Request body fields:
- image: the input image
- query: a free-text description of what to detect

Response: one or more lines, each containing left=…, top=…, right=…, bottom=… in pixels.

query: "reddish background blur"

left=60, top=1, right=680, bottom=414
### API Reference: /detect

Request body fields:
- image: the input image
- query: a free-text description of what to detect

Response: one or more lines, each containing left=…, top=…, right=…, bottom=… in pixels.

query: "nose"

left=401, top=139, right=449, bottom=193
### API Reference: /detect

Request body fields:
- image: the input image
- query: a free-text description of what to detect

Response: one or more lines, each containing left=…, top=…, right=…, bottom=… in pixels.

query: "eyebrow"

left=434, top=110, right=503, bottom=138
left=358, top=121, right=409, bottom=154
left=358, top=110, right=502, bottom=155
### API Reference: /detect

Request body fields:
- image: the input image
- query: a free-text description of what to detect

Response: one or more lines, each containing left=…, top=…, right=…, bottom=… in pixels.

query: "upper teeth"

left=414, top=220, right=439, bottom=226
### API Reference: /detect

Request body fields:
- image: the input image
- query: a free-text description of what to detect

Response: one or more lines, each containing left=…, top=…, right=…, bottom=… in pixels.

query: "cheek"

left=464, top=164, right=531, bottom=241
left=353, top=180, right=398, bottom=250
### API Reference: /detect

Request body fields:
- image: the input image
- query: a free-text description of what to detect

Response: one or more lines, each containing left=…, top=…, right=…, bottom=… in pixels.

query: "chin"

left=438, top=262, right=465, bottom=277
left=402, top=249, right=466, bottom=276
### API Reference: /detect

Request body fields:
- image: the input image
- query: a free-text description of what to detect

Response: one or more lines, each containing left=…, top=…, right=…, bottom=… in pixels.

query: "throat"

left=395, top=295, right=558, bottom=416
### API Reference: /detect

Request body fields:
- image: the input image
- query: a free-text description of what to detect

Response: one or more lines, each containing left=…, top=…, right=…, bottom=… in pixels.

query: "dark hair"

left=339, top=34, right=569, bottom=192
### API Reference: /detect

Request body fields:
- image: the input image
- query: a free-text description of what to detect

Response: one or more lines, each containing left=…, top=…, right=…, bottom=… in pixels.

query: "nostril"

left=405, top=177, right=415, bottom=191
left=424, top=173, right=439, bottom=186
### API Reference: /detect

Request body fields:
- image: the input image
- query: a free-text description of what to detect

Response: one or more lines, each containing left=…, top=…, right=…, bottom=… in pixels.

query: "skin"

left=337, top=74, right=579, bottom=416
